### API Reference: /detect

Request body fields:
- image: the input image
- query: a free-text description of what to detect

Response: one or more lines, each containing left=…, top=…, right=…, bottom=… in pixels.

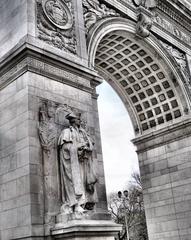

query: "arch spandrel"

left=87, top=18, right=191, bottom=136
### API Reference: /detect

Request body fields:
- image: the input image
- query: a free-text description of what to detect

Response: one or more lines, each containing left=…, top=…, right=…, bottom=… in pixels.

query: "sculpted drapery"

left=58, top=112, right=98, bottom=213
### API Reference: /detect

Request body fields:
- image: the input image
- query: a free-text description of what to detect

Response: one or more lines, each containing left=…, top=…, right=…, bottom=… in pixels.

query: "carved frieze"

left=155, top=14, right=191, bottom=46
left=37, top=0, right=76, bottom=54
left=0, top=56, right=92, bottom=92
left=82, top=0, right=120, bottom=32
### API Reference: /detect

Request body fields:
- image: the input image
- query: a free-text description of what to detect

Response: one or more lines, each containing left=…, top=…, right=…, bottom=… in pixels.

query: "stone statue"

left=58, top=111, right=98, bottom=215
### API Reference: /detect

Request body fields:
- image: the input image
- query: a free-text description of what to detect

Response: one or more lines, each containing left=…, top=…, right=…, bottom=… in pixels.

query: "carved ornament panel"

left=37, top=0, right=76, bottom=54
left=82, top=0, right=120, bottom=32
left=42, top=0, right=73, bottom=30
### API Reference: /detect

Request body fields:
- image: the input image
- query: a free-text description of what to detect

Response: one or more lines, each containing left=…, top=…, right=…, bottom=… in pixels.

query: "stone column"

left=133, top=119, right=191, bottom=240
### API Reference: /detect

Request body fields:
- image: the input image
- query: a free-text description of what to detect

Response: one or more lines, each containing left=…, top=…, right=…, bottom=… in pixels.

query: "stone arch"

left=87, top=17, right=190, bottom=135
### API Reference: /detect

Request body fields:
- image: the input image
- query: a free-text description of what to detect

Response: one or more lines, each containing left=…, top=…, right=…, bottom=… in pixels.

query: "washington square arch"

left=1, top=0, right=191, bottom=240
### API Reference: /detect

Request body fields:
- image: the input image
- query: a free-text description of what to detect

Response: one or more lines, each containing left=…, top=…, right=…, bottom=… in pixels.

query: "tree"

left=108, top=172, right=148, bottom=240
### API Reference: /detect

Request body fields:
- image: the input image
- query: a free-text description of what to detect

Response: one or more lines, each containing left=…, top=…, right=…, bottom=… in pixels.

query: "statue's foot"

left=61, top=203, right=73, bottom=214
left=75, top=205, right=86, bottom=214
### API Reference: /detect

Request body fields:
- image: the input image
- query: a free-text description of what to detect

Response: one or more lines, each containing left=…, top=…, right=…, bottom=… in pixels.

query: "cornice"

left=157, top=0, right=191, bottom=34
left=101, top=0, right=191, bottom=51
left=0, top=41, right=101, bottom=93
left=132, top=116, right=191, bottom=152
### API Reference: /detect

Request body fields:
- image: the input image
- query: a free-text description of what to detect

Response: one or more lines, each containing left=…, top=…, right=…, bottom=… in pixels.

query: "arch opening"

left=94, top=30, right=187, bottom=135
left=96, top=81, right=139, bottom=194
left=88, top=20, right=190, bottom=136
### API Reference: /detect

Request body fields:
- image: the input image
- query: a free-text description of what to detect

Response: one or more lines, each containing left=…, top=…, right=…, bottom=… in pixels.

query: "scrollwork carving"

left=82, top=0, right=119, bottom=32
left=37, top=0, right=76, bottom=54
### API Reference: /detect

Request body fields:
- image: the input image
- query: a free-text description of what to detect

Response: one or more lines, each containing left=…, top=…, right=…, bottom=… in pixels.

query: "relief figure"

left=38, top=101, right=60, bottom=224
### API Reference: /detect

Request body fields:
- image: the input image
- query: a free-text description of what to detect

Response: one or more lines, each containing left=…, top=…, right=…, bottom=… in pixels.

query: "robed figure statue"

left=58, top=112, right=98, bottom=214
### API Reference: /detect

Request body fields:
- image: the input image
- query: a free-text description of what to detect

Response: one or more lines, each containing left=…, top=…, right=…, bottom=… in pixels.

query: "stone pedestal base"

left=51, top=220, right=122, bottom=240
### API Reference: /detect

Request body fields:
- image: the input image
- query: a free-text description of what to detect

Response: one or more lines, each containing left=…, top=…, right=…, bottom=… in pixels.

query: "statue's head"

left=47, top=101, right=57, bottom=118
left=66, top=112, right=81, bottom=127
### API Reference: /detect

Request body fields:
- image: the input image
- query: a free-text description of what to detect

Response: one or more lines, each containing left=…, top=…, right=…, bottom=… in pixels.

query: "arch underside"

left=94, top=30, right=187, bottom=135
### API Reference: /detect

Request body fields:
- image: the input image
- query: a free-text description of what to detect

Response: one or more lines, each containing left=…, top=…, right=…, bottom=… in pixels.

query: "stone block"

left=51, top=220, right=121, bottom=240
left=1, top=180, right=17, bottom=201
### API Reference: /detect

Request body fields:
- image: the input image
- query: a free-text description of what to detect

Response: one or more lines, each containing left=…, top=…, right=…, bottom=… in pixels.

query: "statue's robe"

left=58, top=126, right=97, bottom=208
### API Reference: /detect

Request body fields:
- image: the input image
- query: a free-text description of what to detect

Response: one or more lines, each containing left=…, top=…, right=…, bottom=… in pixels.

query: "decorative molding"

left=154, top=13, right=191, bottom=46
left=37, top=0, right=77, bottom=54
left=132, top=118, right=191, bottom=153
left=0, top=56, right=93, bottom=93
left=82, top=0, right=120, bottom=32
left=157, top=0, right=191, bottom=34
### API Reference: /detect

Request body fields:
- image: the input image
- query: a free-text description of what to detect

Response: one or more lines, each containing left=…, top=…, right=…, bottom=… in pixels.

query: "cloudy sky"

left=96, top=81, right=139, bottom=194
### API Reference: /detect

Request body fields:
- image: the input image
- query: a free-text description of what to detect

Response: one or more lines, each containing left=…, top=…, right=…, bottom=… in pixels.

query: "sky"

left=96, top=81, right=139, bottom=194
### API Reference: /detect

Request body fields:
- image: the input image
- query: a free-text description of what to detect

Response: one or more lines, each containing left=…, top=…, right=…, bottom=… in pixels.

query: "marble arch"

left=1, top=1, right=191, bottom=240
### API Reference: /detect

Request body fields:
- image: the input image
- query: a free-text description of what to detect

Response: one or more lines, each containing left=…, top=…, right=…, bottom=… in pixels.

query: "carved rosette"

left=37, top=0, right=77, bottom=54
left=82, top=0, right=120, bottom=32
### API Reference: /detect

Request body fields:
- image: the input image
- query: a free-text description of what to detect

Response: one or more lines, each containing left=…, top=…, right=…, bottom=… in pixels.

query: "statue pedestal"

left=51, top=220, right=122, bottom=240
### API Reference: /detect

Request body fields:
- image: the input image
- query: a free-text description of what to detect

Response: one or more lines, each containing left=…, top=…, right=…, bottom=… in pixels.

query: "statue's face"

left=47, top=106, right=55, bottom=118
left=70, top=117, right=80, bottom=127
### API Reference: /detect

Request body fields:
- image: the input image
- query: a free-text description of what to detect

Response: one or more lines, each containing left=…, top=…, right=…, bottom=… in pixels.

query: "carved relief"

left=37, top=0, right=76, bottom=54
left=82, top=0, right=119, bottom=32
left=161, top=41, right=191, bottom=84
left=38, top=100, right=97, bottom=223
left=38, top=101, right=58, bottom=154
left=133, top=0, right=156, bottom=9
left=136, top=7, right=153, bottom=38
left=38, top=101, right=60, bottom=226
left=133, top=0, right=156, bottom=38
left=42, top=0, right=73, bottom=30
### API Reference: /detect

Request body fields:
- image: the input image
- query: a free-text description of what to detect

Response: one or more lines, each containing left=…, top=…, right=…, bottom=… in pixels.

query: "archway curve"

left=87, top=17, right=191, bottom=135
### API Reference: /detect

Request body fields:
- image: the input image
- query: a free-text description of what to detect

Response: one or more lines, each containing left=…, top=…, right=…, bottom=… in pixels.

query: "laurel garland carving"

left=82, top=0, right=120, bottom=32
left=37, top=0, right=77, bottom=54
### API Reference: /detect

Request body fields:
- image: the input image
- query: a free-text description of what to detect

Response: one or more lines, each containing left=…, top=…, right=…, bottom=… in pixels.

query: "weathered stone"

left=0, top=0, right=191, bottom=240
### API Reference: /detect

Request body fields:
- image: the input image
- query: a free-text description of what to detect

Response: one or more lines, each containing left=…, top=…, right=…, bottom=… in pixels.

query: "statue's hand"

left=77, top=143, right=86, bottom=150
